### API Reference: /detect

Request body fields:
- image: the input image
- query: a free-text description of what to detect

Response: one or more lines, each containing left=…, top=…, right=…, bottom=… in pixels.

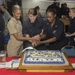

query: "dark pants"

left=4, top=33, right=10, bottom=44
left=0, top=32, right=4, bottom=50
left=67, top=37, right=75, bottom=46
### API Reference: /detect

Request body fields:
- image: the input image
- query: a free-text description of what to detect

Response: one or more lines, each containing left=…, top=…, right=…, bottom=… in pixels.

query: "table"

left=59, top=17, right=70, bottom=32
left=0, top=57, right=75, bottom=75
left=19, top=52, right=73, bottom=72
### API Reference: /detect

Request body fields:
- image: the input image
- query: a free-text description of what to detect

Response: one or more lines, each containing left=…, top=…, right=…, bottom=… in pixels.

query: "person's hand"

left=28, top=38, right=36, bottom=43
left=32, top=35, right=40, bottom=41
left=39, top=29, right=44, bottom=36
left=66, top=33, right=71, bottom=37
left=32, top=41, right=36, bottom=47
left=26, top=35, right=40, bottom=43
left=32, top=40, right=42, bottom=47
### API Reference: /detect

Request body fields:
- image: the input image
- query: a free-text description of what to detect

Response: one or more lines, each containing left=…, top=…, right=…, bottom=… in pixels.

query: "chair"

left=59, top=16, right=70, bottom=32
left=61, top=46, right=75, bottom=57
left=61, top=37, right=75, bottom=57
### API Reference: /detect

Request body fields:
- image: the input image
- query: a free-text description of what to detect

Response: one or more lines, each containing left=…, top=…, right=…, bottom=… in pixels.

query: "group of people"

left=0, top=4, right=75, bottom=57
left=47, top=2, right=69, bottom=18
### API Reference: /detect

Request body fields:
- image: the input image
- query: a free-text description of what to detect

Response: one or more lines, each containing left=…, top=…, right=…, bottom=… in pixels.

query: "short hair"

left=12, top=5, right=21, bottom=12
left=46, top=8, right=57, bottom=15
left=70, top=7, right=75, bottom=13
left=1, top=4, right=6, bottom=9
left=28, top=8, right=37, bottom=16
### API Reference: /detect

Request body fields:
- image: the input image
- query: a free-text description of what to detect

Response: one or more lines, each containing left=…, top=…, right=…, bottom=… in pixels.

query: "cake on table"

left=18, top=50, right=73, bottom=72
left=23, top=50, right=68, bottom=65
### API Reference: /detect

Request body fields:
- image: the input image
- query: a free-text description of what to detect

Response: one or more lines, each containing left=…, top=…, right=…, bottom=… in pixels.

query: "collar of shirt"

left=46, top=19, right=58, bottom=28
left=29, top=18, right=37, bottom=25
left=11, top=17, right=20, bottom=24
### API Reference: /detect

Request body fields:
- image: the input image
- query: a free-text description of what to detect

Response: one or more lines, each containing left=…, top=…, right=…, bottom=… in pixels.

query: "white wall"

left=22, top=0, right=53, bottom=21
left=0, top=0, right=5, bottom=5
left=22, top=0, right=75, bottom=21
left=59, top=0, right=75, bottom=8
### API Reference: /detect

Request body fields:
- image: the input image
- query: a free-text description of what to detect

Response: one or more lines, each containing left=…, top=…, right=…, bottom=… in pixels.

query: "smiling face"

left=28, top=14, right=37, bottom=23
left=46, top=11, right=56, bottom=23
left=12, top=9, right=21, bottom=20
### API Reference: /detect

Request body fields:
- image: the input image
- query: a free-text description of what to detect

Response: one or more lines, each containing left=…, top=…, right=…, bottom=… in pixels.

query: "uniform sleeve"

left=43, top=20, right=49, bottom=35
left=7, top=21, right=17, bottom=35
left=54, top=22, right=64, bottom=40
left=43, top=22, right=47, bottom=35
left=22, top=21, right=29, bottom=36
left=68, top=19, right=75, bottom=33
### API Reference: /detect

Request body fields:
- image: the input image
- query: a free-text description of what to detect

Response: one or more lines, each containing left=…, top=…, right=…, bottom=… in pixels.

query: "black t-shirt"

left=45, top=19, right=66, bottom=41
left=67, top=17, right=75, bottom=46
left=22, top=17, right=47, bottom=50
left=0, top=14, right=5, bottom=50
left=0, top=14, right=5, bottom=32
left=68, top=17, right=75, bottom=33
left=44, top=19, right=67, bottom=50
left=23, top=17, right=45, bottom=37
